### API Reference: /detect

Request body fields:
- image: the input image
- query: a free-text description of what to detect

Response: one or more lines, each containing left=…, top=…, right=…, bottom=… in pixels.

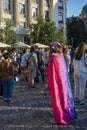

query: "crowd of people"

left=0, top=46, right=49, bottom=103
left=0, top=42, right=87, bottom=125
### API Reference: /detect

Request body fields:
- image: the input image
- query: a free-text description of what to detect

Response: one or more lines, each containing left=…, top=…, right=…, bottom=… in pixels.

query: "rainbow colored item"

left=47, top=53, right=77, bottom=125
left=50, top=41, right=62, bottom=48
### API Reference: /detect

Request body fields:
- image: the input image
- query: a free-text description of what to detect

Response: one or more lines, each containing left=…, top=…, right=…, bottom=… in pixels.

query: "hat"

left=50, top=41, right=62, bottom=48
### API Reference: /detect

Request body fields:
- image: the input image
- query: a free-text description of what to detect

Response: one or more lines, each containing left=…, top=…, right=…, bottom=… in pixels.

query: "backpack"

left=27, top=53, right=33, bottom=66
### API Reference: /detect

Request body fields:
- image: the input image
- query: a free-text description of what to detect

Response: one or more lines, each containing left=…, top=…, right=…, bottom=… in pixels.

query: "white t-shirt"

left=73, top=57, right=87, bottom=73
left=42, top=51, right=48, bottom=65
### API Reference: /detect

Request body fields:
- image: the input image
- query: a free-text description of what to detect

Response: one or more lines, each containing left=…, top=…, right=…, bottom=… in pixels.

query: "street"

left=0, top=74, right=87, bottom=130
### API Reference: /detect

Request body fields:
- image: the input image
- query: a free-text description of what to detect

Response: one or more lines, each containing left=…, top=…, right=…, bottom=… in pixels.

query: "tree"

left=55, top=27, right=68, bottom=45
left=67, top=17, right=87, bottom=47
left=29, top=16, right=45, bottom=44
left=0, top=28, right=4, bottom=42
left=28, top=17, right=57, bottom=45
left=0, top=19, right=16, bottom=45
left=28, top=16, right=67, bottom=45
left=38, top=21, right=57, bottom=44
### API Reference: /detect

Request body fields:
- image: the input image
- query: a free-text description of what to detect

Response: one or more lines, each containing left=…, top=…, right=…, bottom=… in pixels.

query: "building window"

left=58, top=12, right=63, bottom=22
left=58, top=12, right=63, bottom=26
left=3, top=0, right=11, bottom=13
left=58, top=0, right=63, bottom=10
left=45, top=11, right=49, bottom=22
left=32, top=7, right=38, bottom=17
left=19, top=3, right=25, bottom=15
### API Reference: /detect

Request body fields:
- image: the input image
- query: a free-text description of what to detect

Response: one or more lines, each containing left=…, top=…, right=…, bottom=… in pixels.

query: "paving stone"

left=0, top=73, right=87, bottom=130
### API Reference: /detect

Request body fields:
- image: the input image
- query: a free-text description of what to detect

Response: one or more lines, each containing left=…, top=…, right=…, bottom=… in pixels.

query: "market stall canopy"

left=32, top=43, right=49, bottom=48
left=0, top=42, right=11, bottom=48
left=14, top=41, right=30, bottom=48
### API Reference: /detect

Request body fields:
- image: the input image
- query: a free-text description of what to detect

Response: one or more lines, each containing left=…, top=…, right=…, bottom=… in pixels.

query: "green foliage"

left=38, top=22, right=57, bottom=45
left=0, top=28, right=4, bottom=42
left=67, top=17, right=87, bottom=47
left=30, top=16, right=46, bottom=43
left=0, top=19, right=16, bottom=45
left=28, top=16, right=66, bottom=45
left=55, top=27, right=68, bottom=45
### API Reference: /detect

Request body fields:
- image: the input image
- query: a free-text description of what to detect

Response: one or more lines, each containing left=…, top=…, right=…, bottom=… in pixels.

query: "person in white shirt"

left=63, top=47, right=71, bottom=73
left=73, top=42, right=87, bottom=106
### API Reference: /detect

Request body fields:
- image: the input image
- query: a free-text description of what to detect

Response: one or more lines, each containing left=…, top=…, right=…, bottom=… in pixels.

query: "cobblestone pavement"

left=0, top=74, right=87, bottom=130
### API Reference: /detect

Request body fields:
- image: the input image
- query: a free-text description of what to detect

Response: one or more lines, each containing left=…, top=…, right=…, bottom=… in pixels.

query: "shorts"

left=20, top=66, right=28, bottom=73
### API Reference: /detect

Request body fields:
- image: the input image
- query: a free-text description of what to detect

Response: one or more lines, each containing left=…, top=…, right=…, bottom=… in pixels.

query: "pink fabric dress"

left=47, top=53, right=77, bottom=125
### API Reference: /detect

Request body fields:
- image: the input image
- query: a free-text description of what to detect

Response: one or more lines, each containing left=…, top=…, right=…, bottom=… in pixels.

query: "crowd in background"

left=0, top=42, right=87, bottom=107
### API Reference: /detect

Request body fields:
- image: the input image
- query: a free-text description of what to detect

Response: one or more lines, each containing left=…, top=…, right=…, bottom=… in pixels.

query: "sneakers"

left=3, top=99, right=13, bottom=103
left=4, top=99, right=8, bottom=103
left=8, top=99, right=13, bottom=104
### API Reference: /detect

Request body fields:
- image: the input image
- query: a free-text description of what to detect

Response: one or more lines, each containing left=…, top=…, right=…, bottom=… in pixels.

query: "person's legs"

left=0, top=84, right=3, bottom=96
left=41, top=70, right=45, bottom=82
left=39, top=67, right=45, bottom=82
left=2, top=82, right=8, bottom=101
left=30, top=77, right=35, bottom=87
left=36, top=70, right=39, bottom=83
left=74, top=73, right=79, bottom=101
left=8, top=79, right=14, bottom=101
left=79, top=73, right=87, bottom=103
left=30, top=69, right=36, bottom=87
left=0, top=77, right=3, bottom=96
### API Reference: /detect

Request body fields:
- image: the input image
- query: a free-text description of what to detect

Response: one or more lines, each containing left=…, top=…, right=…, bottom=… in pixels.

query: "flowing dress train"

left=47, top=54, right=77, bottom=124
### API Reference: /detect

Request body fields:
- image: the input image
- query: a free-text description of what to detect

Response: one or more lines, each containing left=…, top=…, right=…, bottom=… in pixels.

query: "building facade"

left=0, top=0, right=67, bottom=43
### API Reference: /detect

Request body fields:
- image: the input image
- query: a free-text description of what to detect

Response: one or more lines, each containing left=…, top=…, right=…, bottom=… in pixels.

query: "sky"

left=67, top=0, right=87, bottom=18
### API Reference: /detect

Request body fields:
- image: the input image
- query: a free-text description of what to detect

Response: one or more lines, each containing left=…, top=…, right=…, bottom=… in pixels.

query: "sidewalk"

left=0, top=74, right=87, bottom=130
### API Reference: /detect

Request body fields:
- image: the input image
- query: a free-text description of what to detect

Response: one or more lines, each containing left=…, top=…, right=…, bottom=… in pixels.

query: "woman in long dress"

left=73, top=42, right=87, bottom=106
left=47, top=41, right=77, bottom=125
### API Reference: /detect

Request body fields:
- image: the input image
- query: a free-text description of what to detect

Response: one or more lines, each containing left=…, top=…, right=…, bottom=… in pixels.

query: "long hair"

left=74, top=42, right=87, bottom=60
left=49, top=46, right=53, bottom=58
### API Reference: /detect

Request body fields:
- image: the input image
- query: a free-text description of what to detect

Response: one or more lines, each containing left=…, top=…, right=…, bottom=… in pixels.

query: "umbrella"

left=32, top=43, right=49, bottom=48
left=14, top=41, right=30, bottom=48
left=0, top=42, right=11, bottom=48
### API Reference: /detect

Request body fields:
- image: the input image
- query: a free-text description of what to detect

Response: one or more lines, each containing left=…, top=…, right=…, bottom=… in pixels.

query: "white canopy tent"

left=32, top=43, right=49, bottom=48
left=14, top=41, right=30, bottom=48
left=0, top=42, right=11, bottom=48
